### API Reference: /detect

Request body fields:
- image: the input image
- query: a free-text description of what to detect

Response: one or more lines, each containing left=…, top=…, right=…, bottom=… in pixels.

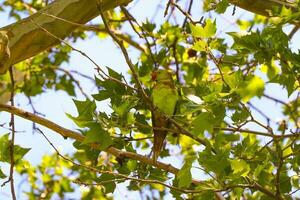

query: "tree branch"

left=0, top=0, right=298, bottom=74
left=0, top=0, right=132, bottom=74
left=0, top=104, right=183, bottom=177
left=229, top=0, right=297, bottom=17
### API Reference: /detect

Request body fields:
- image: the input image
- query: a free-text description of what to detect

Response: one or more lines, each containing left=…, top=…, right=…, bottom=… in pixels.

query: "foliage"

left=0, top=0, right=300, bottom=199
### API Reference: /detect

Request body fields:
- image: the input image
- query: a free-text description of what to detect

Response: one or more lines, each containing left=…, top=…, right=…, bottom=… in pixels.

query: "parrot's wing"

left=152, top=85, right=178, bottom=116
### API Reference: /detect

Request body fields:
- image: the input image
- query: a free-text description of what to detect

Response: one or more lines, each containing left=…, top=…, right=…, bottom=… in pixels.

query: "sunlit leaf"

left=230, top=159, right=250, bottom=177
left=237, top=76, right=265, bottom=102
left=0, top=167, right=6, bottom=179
left=190, top=19, right=216, bottom=38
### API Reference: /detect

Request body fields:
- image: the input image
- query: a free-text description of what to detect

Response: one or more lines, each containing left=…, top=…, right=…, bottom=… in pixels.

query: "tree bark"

left=0, top=0, right=132, bottom=74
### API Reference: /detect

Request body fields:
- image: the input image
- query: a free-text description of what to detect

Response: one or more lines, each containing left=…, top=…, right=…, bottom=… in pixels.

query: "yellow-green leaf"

left=230, top=159, right=250, bottom=177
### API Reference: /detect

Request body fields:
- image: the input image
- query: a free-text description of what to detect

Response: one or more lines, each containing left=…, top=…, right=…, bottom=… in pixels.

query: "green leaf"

left=112, top=96, right=138, bottom=121
left=82, top=123, right=112, bottom=150
left=73, top=99, right=96, bottom=118
left=177, top=162, right=192, bottom=188
left=193, top=191, right=215, bottom=200
left=279, top=173, right=292, bottom=193
left=192, top=40, right=207, bottom=52
left=55, top=75, right=75, bottom=96
left=191, top=112, right=215, bottom=135
left=190, top=19, right=216, bottom=38
left=0, top=134, right=10, bottom=162
left=189, top=23, right=201, bottom=37
left=198, top=145, right=231, bottom=177
left=203, top=19, right=217, bottom=38
left=291, top=176, right=299, bottom=188
left=223, top=70, right=243, bottom=90
left=211, top=103, right=226, bottom=123
left=280, top=6, right=293, bottom=17
left=237, top=20, right=252, bottom=31
left=215, top=0, right=229, bottom=13
left=237, top=76, right=265, bottom=102
left=66, top=99, right=96, bottom=127
left=13, top=145, right=31, bottom=163
left=0, top=167, right=6, bottom=179
left=107, top=67, right=123, bottom=80
left=230, top=159, right=250, bottom=177
left=97, top=174, right=116, bottom=194
left=134, top=113, right=151, bottom=134
left=228, top=31, right=261, bottom=51
left=142, top=20, right=156, bottom=32
left=282, top=146, right=293, bottom=157
left=274, top=74, right=296, bottom=97
left=94, top=72, right=128, bottom=106
left=0, top=134, right=30, bottom=163
left=126, top=160, right=137, bottom=171
left=253, top=160, right=271, bottom=181
left=215, top=133, right=240, bottom=145
left=231, top=107, right=249, bottom=125
left=260, top=63, right=280, bottom=81
left=92, top=90, right=111, bottom=101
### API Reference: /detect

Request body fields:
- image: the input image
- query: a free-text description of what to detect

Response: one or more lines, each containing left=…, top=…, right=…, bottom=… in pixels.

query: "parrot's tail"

left=152, top=130, right=167, bottom=162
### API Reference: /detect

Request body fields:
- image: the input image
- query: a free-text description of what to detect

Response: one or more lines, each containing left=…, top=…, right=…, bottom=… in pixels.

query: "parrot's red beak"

left=151, top=71, right=158, bottom=81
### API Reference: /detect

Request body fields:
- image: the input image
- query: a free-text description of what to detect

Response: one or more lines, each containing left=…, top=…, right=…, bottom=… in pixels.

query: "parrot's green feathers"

left=156, top=70, right=172, bottom=82
left=151, top=70, right=178, bottom=161
left=152, top=70, right=178, bottom=116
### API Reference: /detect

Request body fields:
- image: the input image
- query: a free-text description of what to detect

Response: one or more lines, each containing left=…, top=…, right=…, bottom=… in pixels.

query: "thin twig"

left=8, top=67, right=16, bottom=200
left=120, top=7, right=158, bottom=69
left=29, top=18, right=135, bottom=93
left=263, top=93, right=289, bottom=106
left=98, top=3, right=151, bottom=105
left=247, top=102, right=271, bottom=126
left=171, top=37, right=180, bottom=83
left=36, top=128, right=204, bottom=194
left=288, top=25, right=299, bottom=39
left=29, top=19, right=106, bottom=77
left=55, top=67, right=89, bottom=99
left=69, top=70, right=95, bottom=82
left=168, top=118, right=217, bottom=154
left=27, top=96, right=45, bottom=133
left=164, top=0, right=172, bottom=17
left=219, top=183, right=275, bottom=198
left=241, top=103, right=273, bottom=134
left=182, top=0, right=194, bottom=28
left=170, top=1, right=201, bottom=25
left=74, top=178, right=126, bottom=186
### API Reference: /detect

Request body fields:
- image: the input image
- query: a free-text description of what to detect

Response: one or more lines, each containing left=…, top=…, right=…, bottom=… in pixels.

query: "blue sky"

left=0, top=0, right=299, bottom=199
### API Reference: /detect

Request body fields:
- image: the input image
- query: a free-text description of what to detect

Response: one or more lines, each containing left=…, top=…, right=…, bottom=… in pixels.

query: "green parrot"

left=151, top=70, right=178, bottom=161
